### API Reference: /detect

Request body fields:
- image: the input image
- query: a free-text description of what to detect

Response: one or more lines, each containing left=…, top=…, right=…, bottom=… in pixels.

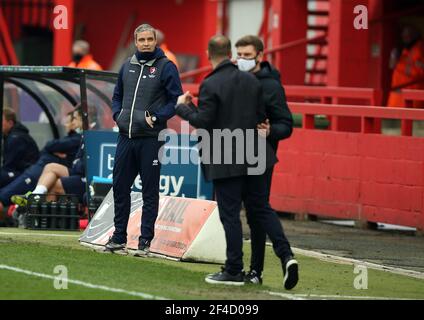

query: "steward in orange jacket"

left=388, top=26, right=424, bottom=108
left=68, top=40, right=103, bottom=71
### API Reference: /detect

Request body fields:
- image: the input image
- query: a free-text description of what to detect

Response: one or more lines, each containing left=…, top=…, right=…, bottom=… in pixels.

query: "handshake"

left=176, top=91, right=194, bottom=106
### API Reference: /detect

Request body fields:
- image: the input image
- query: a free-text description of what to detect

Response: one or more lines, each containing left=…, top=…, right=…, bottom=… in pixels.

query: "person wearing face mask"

left=11, top=108, right=86, bottom=205
left=68, top=40, right=103, bottom=71
left=0, top=109, right=82, bottom=213
left=388, top=25, right=424, bottom=108
left=235, top=35, right=296, bottom=287
left=105, top=24, right=183, bottom=256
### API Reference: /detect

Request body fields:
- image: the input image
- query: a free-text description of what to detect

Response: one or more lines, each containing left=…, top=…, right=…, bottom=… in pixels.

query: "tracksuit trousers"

left=111, top=134, right=163, bottom=244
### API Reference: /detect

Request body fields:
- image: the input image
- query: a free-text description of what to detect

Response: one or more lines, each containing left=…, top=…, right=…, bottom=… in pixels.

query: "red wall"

left=327, top=0, right=371, bottom=87
left=271, top=0, right=307, bottom=85
left=53, top=0, right=74, bottom=66
left=73, top=0, right=217, bottom=70
left=271, top=129, right=424, bottom=230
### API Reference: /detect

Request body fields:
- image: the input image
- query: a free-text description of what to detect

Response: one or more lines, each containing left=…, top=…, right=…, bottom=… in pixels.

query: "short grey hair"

left=134, top=24, right=156, bottom=40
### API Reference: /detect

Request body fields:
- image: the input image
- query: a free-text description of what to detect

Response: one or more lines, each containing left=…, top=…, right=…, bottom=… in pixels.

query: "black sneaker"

left=103, top=237, right=127, bottom=255
left=205, top=267, right=245, bottom=286
left=133, top=239, right=151, bottom=257
left=283, top=256, right=299, bottom=290
left=244, top=270, right=263, bottom=285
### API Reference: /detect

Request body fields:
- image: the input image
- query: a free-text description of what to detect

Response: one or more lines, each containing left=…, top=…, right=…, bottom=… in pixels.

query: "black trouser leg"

left=112, top=135, right=138, bottom=244
left=244, top=173, right=293, bottom=264
left=0, top=171, right=16, bottom=189
left=246, top=166, right=274, bottom=273
left=213, top=176, right=244, bottom=275
left=137, top=137, right=163, bottom=242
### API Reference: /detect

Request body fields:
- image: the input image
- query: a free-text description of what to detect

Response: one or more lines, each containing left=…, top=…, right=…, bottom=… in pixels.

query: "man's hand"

left=145, top=114, right=154, bottom=128
left=177, top=91, right=193, bottom=106
left=257, top=119, right=271, bottom=137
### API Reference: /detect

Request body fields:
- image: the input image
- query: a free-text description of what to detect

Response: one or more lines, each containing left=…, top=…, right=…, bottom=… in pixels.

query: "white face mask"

left=237, top=58, right=257, bottom=72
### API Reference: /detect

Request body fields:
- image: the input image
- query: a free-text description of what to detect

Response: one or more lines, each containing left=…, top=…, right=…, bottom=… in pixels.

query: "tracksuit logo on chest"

left=149, top=67, right=157, bottom=78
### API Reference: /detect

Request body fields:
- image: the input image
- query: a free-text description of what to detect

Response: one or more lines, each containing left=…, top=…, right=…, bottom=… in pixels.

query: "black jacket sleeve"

left=155, top=62, right=183, bottom=123
left=111, top=64, right=125, bottom=121
left=175, top=82, right=218, bottom=129
left=264, top=81, right=293, bottom=141
left=256, top=84, right=267, bottom=124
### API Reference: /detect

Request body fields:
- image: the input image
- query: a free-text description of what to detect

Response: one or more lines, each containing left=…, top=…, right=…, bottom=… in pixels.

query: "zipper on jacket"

left=129, top=64, right=145, bottom=138
left=117, top=109, right=123, bottom=121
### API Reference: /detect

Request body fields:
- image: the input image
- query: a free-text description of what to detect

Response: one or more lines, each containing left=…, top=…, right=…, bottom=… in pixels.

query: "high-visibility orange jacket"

left=68, top=54, right=103, bottom=71
left=388, top=40, right=424, bottom=108
left=160, top=44, right=179, bottom=70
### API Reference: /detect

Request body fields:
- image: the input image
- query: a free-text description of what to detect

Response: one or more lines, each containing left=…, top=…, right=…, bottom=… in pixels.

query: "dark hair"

left=3, top=107, right=16, bottom=123
left=235, top=35, right=264, bottom=54
left=208, top=35, right=231, bottom=59
left=67, top=104, right=82, bottom=119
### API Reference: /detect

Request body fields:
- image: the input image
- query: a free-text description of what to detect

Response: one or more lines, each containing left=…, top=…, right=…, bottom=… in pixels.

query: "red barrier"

left=402, top=89, right=424, bottom=108
left=271, top=103, right=424, bottom=230
left=181, top=84, right=382, bottom=105
left=284, top=86, right=382, bottom=105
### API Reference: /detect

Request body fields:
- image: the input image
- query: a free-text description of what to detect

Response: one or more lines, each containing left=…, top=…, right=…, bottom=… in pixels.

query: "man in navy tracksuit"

left=11, top=108, right=86, bottom=205
left=1, top=108, right=39, bottom=188
left=0, top=111, right=81, bottom=212
left=105, top=24, right=183, bottom=255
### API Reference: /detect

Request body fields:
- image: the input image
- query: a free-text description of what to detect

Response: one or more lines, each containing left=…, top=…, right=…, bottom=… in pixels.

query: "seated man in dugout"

left=12, top=109, right=86, bottom=205
left=1, top=107, right=40, bottom=188
left=0, top=108, right=83, bottom=213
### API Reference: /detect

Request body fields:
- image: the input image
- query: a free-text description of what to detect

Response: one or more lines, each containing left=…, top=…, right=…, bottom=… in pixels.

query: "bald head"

left=156, top=29, right=165, bottom=46
left=208, top=35, right=232, bottom=60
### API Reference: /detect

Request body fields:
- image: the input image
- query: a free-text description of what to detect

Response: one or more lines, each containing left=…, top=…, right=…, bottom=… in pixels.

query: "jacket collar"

left=206, top=59, right=236, bottom=78
left=130, top=54, right=157, bottom=66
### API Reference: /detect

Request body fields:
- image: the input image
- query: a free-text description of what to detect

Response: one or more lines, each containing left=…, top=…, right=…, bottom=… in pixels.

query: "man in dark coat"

left=1, top=108, right=39, bottom=188
left=175, top=35, right=298, bottom=290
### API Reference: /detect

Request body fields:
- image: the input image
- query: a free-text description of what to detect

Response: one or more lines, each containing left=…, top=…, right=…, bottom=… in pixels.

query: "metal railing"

left=179, top=34, right=328, bottom=81
left=290, top=102, right=424, bottom=136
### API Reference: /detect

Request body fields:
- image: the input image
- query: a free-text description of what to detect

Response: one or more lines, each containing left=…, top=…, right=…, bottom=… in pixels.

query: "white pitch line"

left=250, top=240, right=424, bottom=280
left=291, top=247, right=424, bottom=280
left=0, top=232, right=80, bottom=238
left=0, top=264, right=169, bottom=300
left=267, top=291, right=415, bottom=300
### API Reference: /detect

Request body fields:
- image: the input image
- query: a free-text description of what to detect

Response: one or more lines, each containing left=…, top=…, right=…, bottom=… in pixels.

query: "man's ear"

left=257, top=51, right=264, bottom=63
